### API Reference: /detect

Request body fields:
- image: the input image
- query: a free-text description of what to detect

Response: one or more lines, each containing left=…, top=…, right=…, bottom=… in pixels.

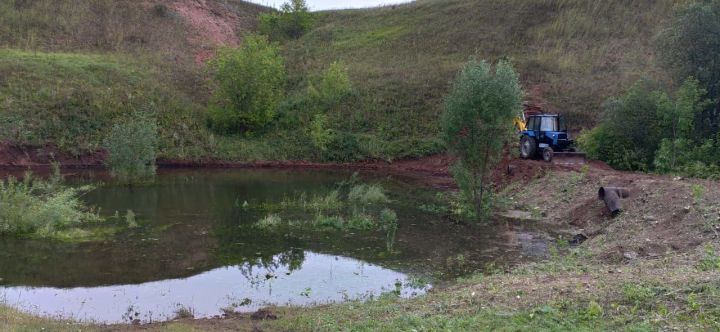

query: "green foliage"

left=259, top=0, right=314, bottom=40
left=104, top=117, right=158, bottom=183
left=208, top=34, right=286, bottom=135
left=313, top=61, right=353, bottom=105
left=323, top=132, right=362, bottom=162
left=301, top=62, right=357, bottom=161
left=581, top=77, right=719, bottom=177
left=309, top=113, right=334, bottom=153
left=656, top=0, right=720, bottom=136
left=0, top=173, right=101, bottom=239
left=441, top=60, right=521, bottom=219
left=582, top=300, right=604, bottom=321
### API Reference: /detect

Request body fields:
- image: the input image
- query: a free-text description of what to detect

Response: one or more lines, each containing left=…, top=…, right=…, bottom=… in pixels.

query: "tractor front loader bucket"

left=552, top=152, right=587, bottom=165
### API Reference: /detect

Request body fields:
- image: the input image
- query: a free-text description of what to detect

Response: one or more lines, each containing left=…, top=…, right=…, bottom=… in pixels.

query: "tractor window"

left=528, top=117, right=539, bottom=131
left=540, top=117, right=558, bottom=131
left=558, top=116, right=568, bottom=131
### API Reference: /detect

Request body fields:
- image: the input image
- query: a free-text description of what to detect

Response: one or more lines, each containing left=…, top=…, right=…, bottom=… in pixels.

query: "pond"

left=0, top=169, right=556, bottom=324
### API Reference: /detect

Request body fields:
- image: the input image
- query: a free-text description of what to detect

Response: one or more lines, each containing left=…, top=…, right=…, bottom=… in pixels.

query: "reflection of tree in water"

left=235, top=249, right=306, bottom=288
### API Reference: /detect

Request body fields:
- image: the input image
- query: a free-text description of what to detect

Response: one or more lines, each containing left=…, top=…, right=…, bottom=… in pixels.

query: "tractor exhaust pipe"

left=598, top=187, right=630, bottom=217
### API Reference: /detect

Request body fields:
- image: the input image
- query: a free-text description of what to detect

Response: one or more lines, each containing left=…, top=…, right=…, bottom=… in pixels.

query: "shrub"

left=312, top=61, right=352, bottom=105
left=441, top=60, right=522, bottom=220
left=0, top=174, right=101, bottom=238
left=104, top=118, right=158, bottom=183
left=259, top=0, right=314, bottom=40
left=578, top=125, right=651, bottom=171
left=309, top=113, right=335, bottom=154
left=323, top=131, right=362, bottom=162
left=208, top=34, right=286, bottom=135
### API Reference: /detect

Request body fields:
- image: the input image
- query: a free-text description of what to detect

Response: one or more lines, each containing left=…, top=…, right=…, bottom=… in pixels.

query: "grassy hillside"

left=0, top=50, right=211, bottom=158
left=283, top=0, right=688, bottom=141
left=0, top=0, right=698, bottom=162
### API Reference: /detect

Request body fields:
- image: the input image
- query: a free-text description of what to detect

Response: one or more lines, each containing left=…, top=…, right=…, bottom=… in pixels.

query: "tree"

left=656, top=0, right=720, bottom=137
left=259, top=0, right=314, bottom=40
left=654, top=77, right=711, bottom=170
left=207, top=34, right=286, bottom=135
left=441, top=60, right=521, bottom=219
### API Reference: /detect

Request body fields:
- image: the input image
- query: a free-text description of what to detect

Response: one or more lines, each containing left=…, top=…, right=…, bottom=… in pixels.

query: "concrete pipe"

left=598, top=187, right=630, bottom=217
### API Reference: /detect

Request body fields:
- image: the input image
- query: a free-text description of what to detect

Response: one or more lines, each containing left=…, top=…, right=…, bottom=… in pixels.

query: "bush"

left=312, top=61, right=352, bottom=105
left=578, top=125, right=652, bottom=171
left=323, top=131, right=362, bottom=162
left=309, top=113, right=334, bottom=154
left=0, top=173, right=101, bottom=238
left=104, top=118, right=158, bottom=183
left=259, top=0, right=314, bottom=40
left=208, top=34, right=286, bottom=135
left=581, top=77, right=718, bottom=177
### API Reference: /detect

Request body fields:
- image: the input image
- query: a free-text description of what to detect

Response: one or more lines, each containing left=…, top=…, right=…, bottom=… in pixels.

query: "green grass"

left=0, top=49, right=211, bottom=158
left=281, top=0, right=688, bottom=151
left=0, top=0, right=698, bottom=162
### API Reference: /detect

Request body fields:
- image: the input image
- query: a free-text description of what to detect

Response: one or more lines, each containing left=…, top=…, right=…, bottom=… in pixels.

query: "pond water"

left=0, top=169, right=556, bottom=324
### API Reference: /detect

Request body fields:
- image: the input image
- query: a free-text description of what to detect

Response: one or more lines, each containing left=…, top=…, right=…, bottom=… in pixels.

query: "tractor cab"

left=519, top=114, right=580, bottom=162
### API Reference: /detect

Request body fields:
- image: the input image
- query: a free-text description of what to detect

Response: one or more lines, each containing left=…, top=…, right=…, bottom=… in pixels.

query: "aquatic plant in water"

left=0, top=173, right=102, bottom=239
left=253, top=178, right=396, bottom=232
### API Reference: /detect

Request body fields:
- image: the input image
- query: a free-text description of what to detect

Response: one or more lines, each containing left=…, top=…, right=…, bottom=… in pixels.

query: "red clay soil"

left=164, top=0, right=267, bottom=63
left=0, top=143, right=106, bottom=169
left=0, top=141, right=565, bottom=191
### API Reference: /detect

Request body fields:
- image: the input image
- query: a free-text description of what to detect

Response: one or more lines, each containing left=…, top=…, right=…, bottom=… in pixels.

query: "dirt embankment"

left=163, top=0, right=268, bottom=63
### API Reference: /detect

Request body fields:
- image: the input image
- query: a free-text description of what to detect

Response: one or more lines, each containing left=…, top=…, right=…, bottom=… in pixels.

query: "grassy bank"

left=3, top=245, right=718, bottom=331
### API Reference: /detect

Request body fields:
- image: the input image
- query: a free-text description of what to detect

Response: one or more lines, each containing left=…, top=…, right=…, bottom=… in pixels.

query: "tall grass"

left=0, top=0, right=189, bottom=55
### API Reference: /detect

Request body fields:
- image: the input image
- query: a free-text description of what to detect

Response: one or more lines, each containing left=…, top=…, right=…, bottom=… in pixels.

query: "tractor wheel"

left=542, top=147, right=554, bottom=162
left=520, top=136, right=536, bottom=159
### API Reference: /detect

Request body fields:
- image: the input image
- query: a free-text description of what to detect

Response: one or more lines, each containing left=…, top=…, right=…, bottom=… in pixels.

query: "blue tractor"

left=518, top=114, right=585, bottom=163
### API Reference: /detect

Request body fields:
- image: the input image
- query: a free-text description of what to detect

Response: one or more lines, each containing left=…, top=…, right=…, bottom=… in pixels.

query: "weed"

left=691, top=184, right=706, bottom=202
left=698, top=244, right=720, bottom=272
left=582, top=300, right=603, bottom=321
left=255, top=214, right=282, bottom=231
left=125, top=210, right=138, bottom=228
left=622, top=283, right=655, bottom=308
left=173, top=305, right=194, bottom=320
left=348, top=184, right=389, bottom=206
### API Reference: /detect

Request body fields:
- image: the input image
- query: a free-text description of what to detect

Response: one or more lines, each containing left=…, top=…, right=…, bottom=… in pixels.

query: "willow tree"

left=441, top=60, right=522, bottom=219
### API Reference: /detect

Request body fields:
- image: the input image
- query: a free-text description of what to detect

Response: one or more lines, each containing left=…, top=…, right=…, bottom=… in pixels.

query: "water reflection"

left=0, top=169, right=555, bottom=324
left=0, top=251, right=427, bottom=324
